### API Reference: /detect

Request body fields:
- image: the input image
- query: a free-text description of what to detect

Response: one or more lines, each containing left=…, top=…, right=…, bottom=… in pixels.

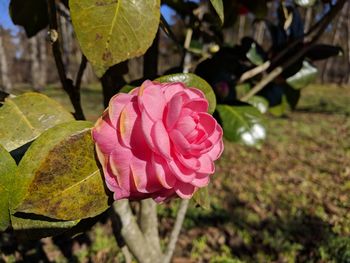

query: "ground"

left=1, top=84, right=350, bottom=262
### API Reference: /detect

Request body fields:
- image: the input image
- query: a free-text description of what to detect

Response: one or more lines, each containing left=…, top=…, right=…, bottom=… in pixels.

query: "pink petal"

left=168, top=159, right=196, bottom=183
left=175, top=151, right=200, bottom=171
left=161, top=82, right=186, bottom=101
left=184, top=99, right=209, bottom=113
left=141, top=110, right=156, bottom=151
left=152, top=154, right=176, bottom=189
left=109, top=93, right=133, bottom=127
left=138, top=81, right=166, bottom=121
left=192, top=173, right=210, bottom=187
left=207, top=139, right=224, bottom=161
left=92, top=112, right=118, bottom=154
left=198, top=154, right=215, bottom=174
left=175, top=116, right=196, bottom=137
left=118, top=97, right=139, bottom=148
left=165, top=94, right=183, bottom=130
left=109, top=147, right=133, bottom=192
left=184, top=87, right=205, bottom=99
left=152, top=189, right=176, bottom=203
left=197, top=112, right=216, bottom=138
left=174, top=182, right=196, bottom=199
left=152, top=121, right=172, bottom=160
left=169, top=129, right=191, bottom=156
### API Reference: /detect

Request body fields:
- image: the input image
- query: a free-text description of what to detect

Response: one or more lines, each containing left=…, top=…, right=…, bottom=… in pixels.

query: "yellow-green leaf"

left=210, top=0, right=224, bottom=24
left=0, top=93, right=74, bottom=152
left=14, top=121, right=110, bottom=221
left=155, top=73, right=217, bottom=114
left=193, top=187, right=211, bottom=210
left=11, top=215, right=79, bottom=240
left=70, top=0, right=161, bottom=77
left=0, top=145, right=16, bottom=231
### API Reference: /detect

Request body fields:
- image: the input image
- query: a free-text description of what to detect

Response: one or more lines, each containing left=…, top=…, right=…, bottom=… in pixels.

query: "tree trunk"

left=304, top=8, right=313, bottom=33
left=0, top=32, right=12, bottom=92
left=238, top=15, right=246, bottom=43
left=29, top=36, right=41, bottom=91
left=38, top=32, right=47, bottom=88
left=321, top=3, right=346, bottom=83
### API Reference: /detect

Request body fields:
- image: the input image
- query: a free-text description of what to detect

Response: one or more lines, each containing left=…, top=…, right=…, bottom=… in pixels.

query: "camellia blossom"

left=92, top=80, right=224, bottom=202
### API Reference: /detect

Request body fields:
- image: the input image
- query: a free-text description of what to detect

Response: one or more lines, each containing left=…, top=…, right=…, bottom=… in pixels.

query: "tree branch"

left=75, top=55, right=88, bottom=91
left=140, top=199, right=162, bottom=256
left=163, top=199, right=190, bottom=263
left=47, top=0, right=85, bottom=120
left=240, top=0, right=347, bottom=101
left=112, top=201, right=161, bottom=263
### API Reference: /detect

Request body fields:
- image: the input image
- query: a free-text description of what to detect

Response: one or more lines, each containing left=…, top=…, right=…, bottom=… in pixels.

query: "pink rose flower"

left=92, top=80, right=223, bottom=202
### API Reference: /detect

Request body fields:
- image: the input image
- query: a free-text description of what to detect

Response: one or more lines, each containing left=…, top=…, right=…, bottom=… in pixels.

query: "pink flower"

left=92, top=80, right=223, bottom=202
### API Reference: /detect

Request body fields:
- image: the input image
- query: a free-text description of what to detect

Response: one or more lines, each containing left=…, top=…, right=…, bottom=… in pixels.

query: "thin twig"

left=239, top=61, right=271, bottom=83
left=160, top=15, right=183, bottom=51
left=47, top=0, right=85, bottom=120
left=240, top=0, right=347, bottom=101
left=75, top=55, right=88, bottom=91
left=163, top=199, right=190, bottom=263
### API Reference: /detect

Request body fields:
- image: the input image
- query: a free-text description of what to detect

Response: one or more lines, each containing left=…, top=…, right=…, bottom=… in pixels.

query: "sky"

left=0, top=0, right=179, bottom=33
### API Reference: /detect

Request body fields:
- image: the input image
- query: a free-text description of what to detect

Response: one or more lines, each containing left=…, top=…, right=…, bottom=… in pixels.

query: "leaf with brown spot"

left=14, top=121, right=111, bottom=221
left=70, top=0, right=161, bottom=77
left=0, top=145, right=16, bottom=231
left=0, top=93, right=74, bottom=152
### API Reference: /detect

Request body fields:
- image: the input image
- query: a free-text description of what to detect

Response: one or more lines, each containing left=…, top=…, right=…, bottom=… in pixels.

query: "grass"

left=1, top=83, right=350, bottom=262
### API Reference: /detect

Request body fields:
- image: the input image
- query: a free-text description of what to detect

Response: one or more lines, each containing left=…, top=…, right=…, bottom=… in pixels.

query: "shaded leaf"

left=210, top=0, right=224, bottom=24
left=287, top=60, right=318, bottom=90
left=0, top=93, right=74, bottom=152
left=0, top=145, right=16, bottom=231
left=269, top=95, right=288, bottom=117
left=11, top=214, right=79, bottom=240
left=306, top=44, right=343, bottom=61
left=119, top=85, right=136, bottom=94
left=294, top=0, right=317, bottom=7
left=156, top=73, right=217, bottom=114
left=14, top=121, right=110, bottom=221
left=217, top=104, right=266, bottom=147
left=193, top=187, right=210, bottom=210
left=9, top=0, right=48, bottom=37
left=70, top=0, right=161, bottom=77
left=247, top=96, right=269, bottom=114
left=284, top=85, right=301, bottom=110
left=246, top=43, right=264, bottom=66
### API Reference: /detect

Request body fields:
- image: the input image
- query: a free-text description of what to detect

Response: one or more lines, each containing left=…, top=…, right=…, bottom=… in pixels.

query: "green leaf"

left=9, top=0, right=48, bottom=37
left=13, top=121, right=110, bottom=221
left=294, top=0, right=317, bottom=7
left=247, top=96, right=269, bottom=114
left=155, top=73, right=217, bottom=114
left=287, top=60, right=318, bottom=90
left=11, top=215, right=79, bottom=240
left=246, top=43, right=264, bottom=66
left=0, top=145, right=16, bottom=231
left=193, top=187, right=210, bottom=210
left=210, top=0, right=224, bottom=24
left=269, top=95, right=288, bottom=117
left=70, top=0, right=161, bottom=77
left=119, top=85, right=136, bottom=94
left=0, top=93, right=74, bottom=152
left=217, top=104, right=266, bottom=147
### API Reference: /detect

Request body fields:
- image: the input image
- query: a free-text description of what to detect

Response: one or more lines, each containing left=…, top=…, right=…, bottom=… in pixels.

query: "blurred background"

left=0, top=0, right=349, bottom=262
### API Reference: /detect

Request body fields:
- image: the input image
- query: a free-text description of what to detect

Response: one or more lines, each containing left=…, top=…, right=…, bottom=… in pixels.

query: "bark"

left=140, top=199, right=162, bottom=256
left=113, top=201, right=161, bottom=263
left=238, top=15, right=246, bottom=42
left=304, top=8, right=313, bottom=33
left=254, top=21, right=265, bottom=46
left=321, top=2, right=347, bottom=83
left=29, top=36, right=42, bottom=91
left=0, top=31, right=12, bottom=92
left=38, top=32, right=48, bottom=88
